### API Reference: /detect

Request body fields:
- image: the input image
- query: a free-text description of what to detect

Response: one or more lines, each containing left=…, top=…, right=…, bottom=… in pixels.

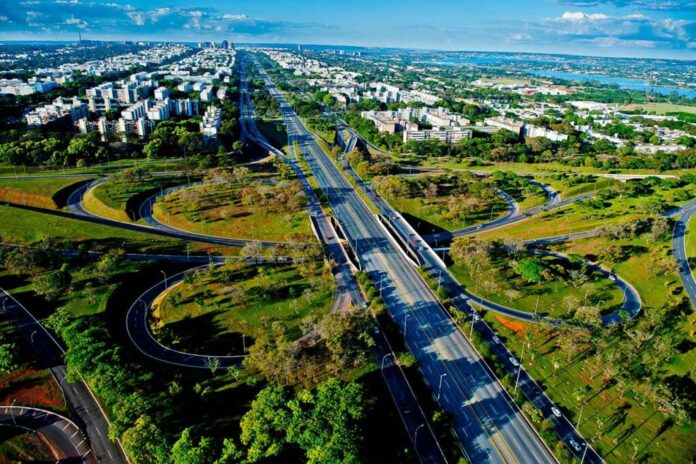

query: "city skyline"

left=1, top=0, right=695, bottom=59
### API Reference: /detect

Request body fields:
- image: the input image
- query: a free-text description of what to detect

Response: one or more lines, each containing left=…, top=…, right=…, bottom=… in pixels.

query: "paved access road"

left=1, top=288, right=128, bottom=464
left=0, top=405, right=97, bottom=463
left=256, top=59, right=556, bottom=464
left=670, top=200, right=696, bottom=310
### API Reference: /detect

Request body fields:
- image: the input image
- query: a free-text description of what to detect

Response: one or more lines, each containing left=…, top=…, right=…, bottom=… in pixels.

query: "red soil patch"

left=0, top=366, right=64, bottom=410
left=495, top=315, right=528, bottom=335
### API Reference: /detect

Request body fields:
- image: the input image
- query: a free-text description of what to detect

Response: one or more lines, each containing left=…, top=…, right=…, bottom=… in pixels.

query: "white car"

left=492, top=336, right=501, bottom=344
left=472, top=314, right=481, bottom=321
left=608, top=275, right=616, bottom=281
left=568, top=439, right=583, bottom=453
left=551, top=407, right=562, bottom=418
left=509, top=357, right=520, bottom=367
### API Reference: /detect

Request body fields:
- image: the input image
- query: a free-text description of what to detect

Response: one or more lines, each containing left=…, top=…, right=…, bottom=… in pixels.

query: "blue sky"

left=1, top=0, right=695, bottom=59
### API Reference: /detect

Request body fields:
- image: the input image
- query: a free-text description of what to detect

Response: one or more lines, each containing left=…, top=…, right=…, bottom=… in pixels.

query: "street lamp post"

left=514, top=343, right=526, bottom=394
left=576, top=404, right=584, bottom=428
left=414, top=423, right=424, bottom=447
left=30, top=331, right=37, bottom=344
left=437, top=373, right=447, bottom=401
left=381, top=353, right=391, bottom=370
left=160, top=270, right=167, bottom=289
left=404, top=314, right=411, bottom=337
left=10, top=399, right=16, bottom=426
left=1, top=298, right=6, bottom=313
left=580, top=443, right=589, bottom=464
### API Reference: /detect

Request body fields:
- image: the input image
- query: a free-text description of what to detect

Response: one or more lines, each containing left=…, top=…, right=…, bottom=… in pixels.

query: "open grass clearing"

left=152, top=261, right=334, bottom=355
left=448, top=251, right=623, bottom=319
left=153, top=180, right=312, bottom=242
left=0, top=176, right=92, bottom=209
left=256, top=117, right=289, bottom=151
left=620, top=103, right=696, bottom=115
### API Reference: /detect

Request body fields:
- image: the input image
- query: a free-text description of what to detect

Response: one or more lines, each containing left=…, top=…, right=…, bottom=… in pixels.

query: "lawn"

left=449, top=251, right=623, bottom=318
left=152, top=181, right=313, bottom=242
left=0, top=431, right=53, bottom=462
left=0, top=203, right=235, bottom=255
left=485, top=313, right=696, bottom=464
left=85, top=175, right=189, bottom=222
left=620, top=103, right=696, bottom=115
left=0, top=176, right=92, bottom=209
left=478, top=180, right=696, bottom=242
left=152, top=261, right=334, bottom=355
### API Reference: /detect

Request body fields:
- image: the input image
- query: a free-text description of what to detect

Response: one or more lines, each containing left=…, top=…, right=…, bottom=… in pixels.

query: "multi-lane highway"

left=670, top=200, right=696, bottom=309
left=254, top=56, right=557, bottom=464
left=1, top=288, right=128, bottom=464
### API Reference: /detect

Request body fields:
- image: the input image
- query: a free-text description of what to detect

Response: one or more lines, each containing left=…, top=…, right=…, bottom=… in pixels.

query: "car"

left=472, top=313, right=480, bottom=321
left=509, top=357, right=520, bottom=367
left=492, top=336, right=501, bottom=344
left=392, top=215, right=399, bottom=221
left=568, top=439, right=583, bottom=453
left=608, top=274, right=616, bottom=281
left=373, top=326, right=380, bottom=335
left=476, top=225, right=482, bottom=230
left=551, top=407, right=562, bottom=418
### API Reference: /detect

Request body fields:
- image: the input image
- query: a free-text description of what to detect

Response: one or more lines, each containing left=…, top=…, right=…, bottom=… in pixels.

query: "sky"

left=1, top=0, right=695, bottom=59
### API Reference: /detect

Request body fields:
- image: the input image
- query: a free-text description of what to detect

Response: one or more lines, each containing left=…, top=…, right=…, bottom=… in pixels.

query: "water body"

left=428, top=58, right=695, bottom=98
left=527, top=70, right=696, bottom=98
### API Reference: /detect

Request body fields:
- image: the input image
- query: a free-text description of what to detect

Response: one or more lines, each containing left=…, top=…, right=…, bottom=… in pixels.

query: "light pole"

left=404, top=314, right=411, bottom=337
left=1, top=298, right=6, bottom=313
left=10, top=399, right=16, bottom=425
left=381, top=353, right=391, bottom=370
left=437, top=269, right=442, bottom=293
left=514, top=343, right=526, bottom=394
left=437, top=373, right=447, bottom=401
left=414, top=423, right=424, bottom=447
left=580, top=443, right=589, bottom=464
left=160, top=270, right=167, bottom=289
left=30, top=331, right=37, bottom=344
left=576, top=404, right=584, bottom=428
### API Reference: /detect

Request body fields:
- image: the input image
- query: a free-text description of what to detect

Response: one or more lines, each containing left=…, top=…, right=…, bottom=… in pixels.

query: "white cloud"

left=223, top=14, right=248, bottom=21
left=508, top=32, right=533, bottom=41
left=561, top=11, right=610, bottom=21
left=65, top=16, right=88, bottom=28
left=583, top=36, right=658, bottom=47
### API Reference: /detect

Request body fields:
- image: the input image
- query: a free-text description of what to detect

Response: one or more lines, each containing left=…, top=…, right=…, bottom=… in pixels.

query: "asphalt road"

left=241, top=59, right=447, bottom=463
left=670, top=200, right=696, bottom=310
left=335, top=135, right=607, bottom=463
left=0, top=405, right=97, bottom=463
left=1, top=288, right=128, bottom=464
left=256, top=58, right=557, bottom=464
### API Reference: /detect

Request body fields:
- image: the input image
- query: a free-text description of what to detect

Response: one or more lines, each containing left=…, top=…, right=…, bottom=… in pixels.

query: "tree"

left=286, top=379, right=366, bottom=464
left=241, top=241, right=265, bottom=264
left=170, top=428, right=216, bottom=464
left=143, top=138, right=164, bottom=159
left=216, top=438, right=244, bottom=464
left=95, top=248, right=125, bottom=283
left=514, top=257, right=545, bottom=283
left=240, top=386, right=291, bottom=462
left=33, top=265, right=72, bottom=301
left=318, top=307, right=375, bottom=368
left=0, top=342, right=18, bottom=373
left=121, top=415, right=170, bottom=464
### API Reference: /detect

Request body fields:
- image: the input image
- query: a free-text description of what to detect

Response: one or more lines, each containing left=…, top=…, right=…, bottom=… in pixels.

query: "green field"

left=478, top=179, right=696, bottom=242
left=449, top=251, right=623, bottom=319
left=486, top=312, right=696, bottom=464
left=153, top=181, right=312, bottom=242
left=152, top=261, right=334, bottom=355
left=620, top=102, right=696, bottom=115
left=0, top=176, right=92, bottom=209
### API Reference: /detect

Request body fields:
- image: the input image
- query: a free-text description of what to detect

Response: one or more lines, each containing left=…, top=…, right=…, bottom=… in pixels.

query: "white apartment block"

left=200, top=105, right=222, bottom=140
left=403, top=128, right=472, bottom=145
left=26, top=97, right=88, bottom=127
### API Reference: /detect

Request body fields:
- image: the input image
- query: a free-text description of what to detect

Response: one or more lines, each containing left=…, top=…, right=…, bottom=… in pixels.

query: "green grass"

left=0, top=158, right=188, bottom=178
left=0, top=176, right=92, bottom=209
left=448, top=252, right=623, bottom=318
left=620, top=102, right=696, bottom=115
left=478, top=182, right=696, bottom=242
left=153, top=261, right=334, bottom=355
left=153, top=181, right=312, bottom=242
left=0, top=431, right=53, bottom=462
left=388, top=194, right=508, bottom=235
left=485, top=313, right=696, bottom=464
left=0, top=203, right=235, bottom=255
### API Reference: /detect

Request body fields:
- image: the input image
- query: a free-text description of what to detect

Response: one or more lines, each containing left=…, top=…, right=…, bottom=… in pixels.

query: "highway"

left=240, top=59, right=447, bottom=463
left=1, top=288, right=128, bottom=463
left=255, top=57, right=557, bottom=464
left=0, top=405, right=96, bottom=463
left=333, top=131, right=604, bottom=463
